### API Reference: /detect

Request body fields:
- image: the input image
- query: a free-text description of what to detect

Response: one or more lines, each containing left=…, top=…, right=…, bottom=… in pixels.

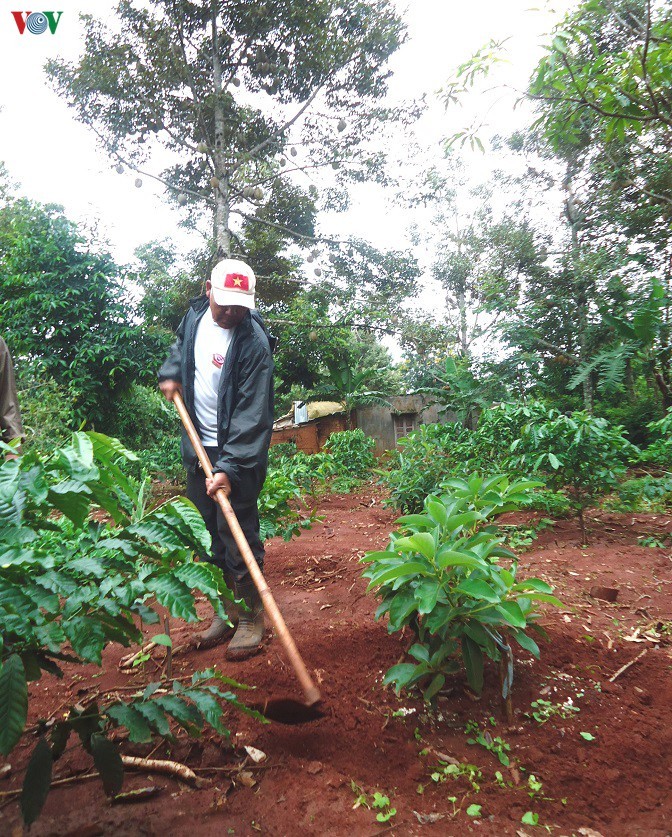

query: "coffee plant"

left=509, top=408, right=637, bottom=542
left=0, top=432, right=261, bottom=823
left=361, top=475, right=560, bottom=709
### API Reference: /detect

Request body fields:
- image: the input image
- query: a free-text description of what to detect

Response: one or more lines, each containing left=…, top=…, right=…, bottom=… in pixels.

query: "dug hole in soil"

left=2, top=488, right=672, bottom=836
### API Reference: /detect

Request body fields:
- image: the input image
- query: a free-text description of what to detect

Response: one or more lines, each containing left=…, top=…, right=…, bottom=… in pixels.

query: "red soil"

left=2, top=491, right=672, bottom=836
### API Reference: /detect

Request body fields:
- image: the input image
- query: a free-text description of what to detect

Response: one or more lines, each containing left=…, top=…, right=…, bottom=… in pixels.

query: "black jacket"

left=158, top=297, right=274, bottom=505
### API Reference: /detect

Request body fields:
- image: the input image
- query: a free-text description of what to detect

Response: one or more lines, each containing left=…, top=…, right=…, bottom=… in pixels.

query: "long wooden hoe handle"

left=173, top=392, right=321, bottom=708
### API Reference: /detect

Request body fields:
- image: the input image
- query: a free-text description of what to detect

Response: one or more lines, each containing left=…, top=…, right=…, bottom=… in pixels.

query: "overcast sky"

left=0, top=0, right=572, bottom=264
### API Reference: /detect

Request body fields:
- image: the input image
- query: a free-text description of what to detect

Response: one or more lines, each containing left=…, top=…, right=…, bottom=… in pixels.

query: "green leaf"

left=423, top=673, right=445, bottom=702
left=151, top=633, right=172, bottom=648
left=548, top=453, right=561, bottom=469
left=0, top=654, right=28, bottom=755
left=133, top=700, right=172, bottom=737
left=90, top=733, right=124, bottom=796
left=512, top=578, right=553, bottom=594
left=20, top=737, right=53, bottom=825
left=580, top=731, right=595, bottom=741
left=414, top=579, right=440, bottom=614
left=466, top=803, right=482, bottom=817
left=366, top=562, right=428, bottom=589
left=154, top=694, right=203, bottom=734
left=399, top=533, right=436, bottom=560
left=511, top=629, right=540, bottom=659
left=495, top=601, right=527, bottom=628
left=457, top=579, right=501, bottom=603
left=145, top=573, right=197, bottom=622
left=395, top=514, right=431, bottom=529
left=107, top=703, right=153, bottom=743
left=62, top=617, right=106, bottom=664
left=522, top=811, right=539, bottom=825
left=407, top=643, right=429, bottom=663
left=49, top=722, right=71, bottom=761
left=444, top=511, right=482, bottom=532
left=426, top=499, right=448, bottom=526
left=382, top=663, right=418, bottom=693
left=436, top=548, right=485, bottom=570
left=183, top=688, right=228, bottom=734
left=462, top=635, right=484, bottom=694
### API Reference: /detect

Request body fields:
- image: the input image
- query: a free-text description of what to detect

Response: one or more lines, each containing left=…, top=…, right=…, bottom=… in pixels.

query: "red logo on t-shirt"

left=212, top=353, right=225, bottom=368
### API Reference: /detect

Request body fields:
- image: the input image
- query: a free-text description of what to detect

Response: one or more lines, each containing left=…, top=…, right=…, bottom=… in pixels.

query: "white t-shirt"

left=193, top=309, right=235, bottom=446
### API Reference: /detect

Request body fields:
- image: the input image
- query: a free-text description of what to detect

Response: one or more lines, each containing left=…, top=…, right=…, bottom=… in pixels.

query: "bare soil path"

left=2, top=489, right=672, bottom=836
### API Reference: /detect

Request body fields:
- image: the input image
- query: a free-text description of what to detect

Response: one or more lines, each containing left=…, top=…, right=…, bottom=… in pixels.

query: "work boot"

left=193, top=578, right=239, bottom=649
left=226, top=580, right=265, bottom=661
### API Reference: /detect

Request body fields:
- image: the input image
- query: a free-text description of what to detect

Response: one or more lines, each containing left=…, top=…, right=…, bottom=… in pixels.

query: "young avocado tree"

left=46, top=0, right=409, bottom=274
left=362, top=475, right=559, bottom=718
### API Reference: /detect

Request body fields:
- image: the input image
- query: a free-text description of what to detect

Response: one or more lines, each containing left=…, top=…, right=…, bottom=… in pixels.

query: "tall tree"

left=0, top=198, right=167, bottom=426
left=47, top=0, right=408, bottom=278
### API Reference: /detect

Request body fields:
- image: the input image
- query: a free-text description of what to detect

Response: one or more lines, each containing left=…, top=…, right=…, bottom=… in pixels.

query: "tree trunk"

left=211, top=1, right=230, bottom=258
left=564, top=163, right=593, bottom=413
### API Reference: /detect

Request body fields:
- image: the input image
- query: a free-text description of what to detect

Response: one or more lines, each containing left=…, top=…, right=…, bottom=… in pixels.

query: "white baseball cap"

left=210, top=258, right=256, bottom=308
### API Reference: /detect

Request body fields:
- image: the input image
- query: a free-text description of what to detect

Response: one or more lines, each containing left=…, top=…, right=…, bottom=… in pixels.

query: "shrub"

left=362, top=475, right=559, bottom=711
left=259, top=466, right=321, bottom=541
left=106, top=383, right=182, bottom=481
left=16, top=374, right=78, bottom=453
left=640, top=408, right=672, bottom=468
left=0, top=431, right=260, bottom=823
left=510, top=408, right=637, bottom=541
left=323, top=429, right=375, bottom=474
left=604, top=474, right=672, bottom=512
left=379, top=423, right=471, bottom=512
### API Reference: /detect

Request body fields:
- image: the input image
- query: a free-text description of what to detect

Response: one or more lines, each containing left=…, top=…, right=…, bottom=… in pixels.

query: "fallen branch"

left=0, top=771, right=100, bottom=800
left=608, top=647, right=649, bottom=682
left=121, top=755, right=208, bottom=788
left=119, top=642, right=157, bottom=669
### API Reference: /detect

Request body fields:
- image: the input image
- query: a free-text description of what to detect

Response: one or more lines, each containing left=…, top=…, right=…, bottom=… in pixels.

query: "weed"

left=638, top=533, right=672, bottom=548
left=528, top=697, right=580, bottom=724
left=350, top=782, right=396, bottom=823
left=465, top=720, right=511, bottom=766
left=502, top=518, right=555, bottom=552
left=430, top=761, right=482, bottom=792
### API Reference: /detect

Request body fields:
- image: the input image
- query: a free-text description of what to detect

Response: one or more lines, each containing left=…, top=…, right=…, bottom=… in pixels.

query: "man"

left=0, top=336, right=24, bottom=458
left=158, top=258, right=274, bottom=660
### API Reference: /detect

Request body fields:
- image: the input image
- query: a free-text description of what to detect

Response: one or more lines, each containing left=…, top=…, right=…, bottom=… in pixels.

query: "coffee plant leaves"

left=366, top=561, right=429, bottom=590
left=20, top=736, right=53, bottom=826
left=414, top=579, right=441, bottom=614
left=0, top=654, right=28, bottom=755
left=143, top=572, right=198, bottom=622
left=174, top=561, right=226, bottom=601
left=153, top=694, right=203, bottom=735
left=436, top=549, right=486, bottom=570
left=181, top=688, right=228, bottom=735
left=47, top=482, right=92, bottom=529
left=106, top=703, right=153, bottom=743
left=133, top=700, right=173, bottom=738
left=90, top=733, right=124, bottom=797
left=424, top=673, right=446, bottom=702
left=49, top=722, right=72, bottom=761
left=62, top=617, right=107, bottom=665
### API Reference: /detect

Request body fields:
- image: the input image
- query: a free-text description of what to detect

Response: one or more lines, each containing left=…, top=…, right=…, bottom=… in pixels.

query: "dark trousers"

left=186, top=446, right=264, bottom=585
